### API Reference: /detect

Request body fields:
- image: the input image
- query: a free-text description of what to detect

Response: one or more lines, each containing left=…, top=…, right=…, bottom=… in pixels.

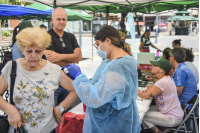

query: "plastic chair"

left=1, top=46, right=12, bottom=67
left=170, top=95, right=199, bottom=133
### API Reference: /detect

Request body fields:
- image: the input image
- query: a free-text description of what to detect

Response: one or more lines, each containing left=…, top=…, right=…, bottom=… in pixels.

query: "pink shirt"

left=154, top=76, right=184, bottom=119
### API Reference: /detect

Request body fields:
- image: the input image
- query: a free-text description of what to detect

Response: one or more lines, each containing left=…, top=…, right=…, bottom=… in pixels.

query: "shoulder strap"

left=14, top=125, right=26, bottom=133
left=10, top=60, right=17, bottom=105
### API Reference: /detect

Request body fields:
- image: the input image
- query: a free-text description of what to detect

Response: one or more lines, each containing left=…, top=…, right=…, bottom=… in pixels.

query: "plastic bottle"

left=156, top=49, right=159, bottom=57
left=155, top=50, right=160, bottom=60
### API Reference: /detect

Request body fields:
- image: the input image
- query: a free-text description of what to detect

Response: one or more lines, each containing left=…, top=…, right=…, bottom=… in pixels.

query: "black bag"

left=14, top=125, right=26, bottom=133
left=0, top=60, right=17, bottom=133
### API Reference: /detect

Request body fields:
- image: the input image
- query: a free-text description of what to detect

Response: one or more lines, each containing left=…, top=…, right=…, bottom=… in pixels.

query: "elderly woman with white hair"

left=0, top=27, right=78, bottom=133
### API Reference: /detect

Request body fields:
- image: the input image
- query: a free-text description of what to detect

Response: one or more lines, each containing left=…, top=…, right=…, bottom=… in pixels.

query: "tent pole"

left=170, top=11, right=173, bottom=35
left=54, top=0, right=56, bottom=8
left=79, top=10, right=82, bottom=49
left=155, top=12, right=158, bottom=44
left=92, top=12, right=94, bottom=61
left=106, top=7, right=109, bottom=25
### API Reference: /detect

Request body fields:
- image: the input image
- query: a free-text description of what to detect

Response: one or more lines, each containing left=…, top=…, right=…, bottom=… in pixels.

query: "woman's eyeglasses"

left=93, top=41, right=99, bottom=49
left=59, top=37, right=66, bottom=48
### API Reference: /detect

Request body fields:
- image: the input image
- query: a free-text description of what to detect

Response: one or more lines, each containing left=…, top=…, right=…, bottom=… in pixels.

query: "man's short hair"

left=52, top=7, right=67, bottom=18
left=169, top=47, right=186, bottom=63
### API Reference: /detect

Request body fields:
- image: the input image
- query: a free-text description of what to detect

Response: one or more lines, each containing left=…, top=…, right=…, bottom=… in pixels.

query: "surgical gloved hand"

left=68, top=64, right=82, bottom=79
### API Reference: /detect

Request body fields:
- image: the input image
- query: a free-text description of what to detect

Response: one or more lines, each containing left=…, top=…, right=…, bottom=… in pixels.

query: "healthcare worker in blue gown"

left=67, top=26, right=141, bottom=133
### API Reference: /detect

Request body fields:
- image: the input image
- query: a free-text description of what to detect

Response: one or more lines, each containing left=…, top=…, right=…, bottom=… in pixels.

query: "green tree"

left=0, top=0, right=32, bottom=6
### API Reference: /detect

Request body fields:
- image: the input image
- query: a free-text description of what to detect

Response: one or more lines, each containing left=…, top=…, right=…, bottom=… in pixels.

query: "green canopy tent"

left=167, top=10, right=199, bottom=21
left=168, top=15, right=199, bottom=21
left=20, top=0, right=199, bottom=14
left=27, top=3, right=93, bottom=21
left=64, top=1, right=199, bottom=14
left=166, top=10, right=199, bottom=35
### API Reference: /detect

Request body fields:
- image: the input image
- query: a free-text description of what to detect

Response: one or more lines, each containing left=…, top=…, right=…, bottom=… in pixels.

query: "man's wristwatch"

left=58, top=104, right=65, bottom=113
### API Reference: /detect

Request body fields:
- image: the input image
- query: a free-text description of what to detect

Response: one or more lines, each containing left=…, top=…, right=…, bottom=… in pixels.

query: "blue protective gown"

left=73, top=55, right=141, bottom=133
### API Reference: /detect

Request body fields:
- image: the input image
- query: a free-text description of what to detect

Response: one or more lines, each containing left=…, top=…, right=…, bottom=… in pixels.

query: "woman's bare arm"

left=139, top=42, right=145, bottom=51
left=53, top=71, right=79, bottom=124
left=138, top=85, right=162, bottom=99
left=0, top=74, right=23, bottom=129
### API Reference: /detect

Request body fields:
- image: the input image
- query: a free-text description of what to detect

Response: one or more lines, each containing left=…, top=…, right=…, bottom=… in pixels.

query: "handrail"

left=0, top=28, right=12, bottom=36
left=0, top=28, right=13, bottom=46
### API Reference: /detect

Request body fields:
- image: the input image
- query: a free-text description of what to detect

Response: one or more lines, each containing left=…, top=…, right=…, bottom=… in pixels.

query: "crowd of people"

left=0, top=7, right=198, bottom=133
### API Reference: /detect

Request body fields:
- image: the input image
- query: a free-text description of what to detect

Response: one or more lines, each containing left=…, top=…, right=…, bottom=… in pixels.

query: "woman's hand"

left=53, top=106, right=63, bottom=124
left=138, top=89, right=146, bottom=95
left=145, top=75, right=153, bottom=81
left=7, top=107, right=23, bottom=129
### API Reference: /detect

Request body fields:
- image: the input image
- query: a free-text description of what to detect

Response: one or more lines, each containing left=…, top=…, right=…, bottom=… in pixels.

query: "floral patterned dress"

left=2, top=59, right=61, bottom=133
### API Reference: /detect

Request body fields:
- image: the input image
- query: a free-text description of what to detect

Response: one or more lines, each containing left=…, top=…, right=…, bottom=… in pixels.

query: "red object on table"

left=56, top=112, right=85, bottom=133
left=141, top=49, right=150, bottom=52
left=139, top=64, right=152, bottom=71
left=83, top=103, right=86, bottom=112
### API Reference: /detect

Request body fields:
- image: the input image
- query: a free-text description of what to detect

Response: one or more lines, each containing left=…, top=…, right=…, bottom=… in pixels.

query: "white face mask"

left=96, top=43, right=109, bottom=59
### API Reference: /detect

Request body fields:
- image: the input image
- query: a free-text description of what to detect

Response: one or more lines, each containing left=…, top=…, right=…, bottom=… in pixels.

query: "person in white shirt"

left=184, top=48, right=199, bottom=83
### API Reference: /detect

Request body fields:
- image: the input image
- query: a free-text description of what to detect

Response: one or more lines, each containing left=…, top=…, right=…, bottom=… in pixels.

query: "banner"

left=127, top=15, right=136, bottom=57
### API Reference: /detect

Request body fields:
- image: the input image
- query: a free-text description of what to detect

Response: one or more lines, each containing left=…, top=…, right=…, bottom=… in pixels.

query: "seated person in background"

left=162, top=47, right=171, bottom=60
left=139, top=30, right=161, bottom=52
left=12, top=20, right=33, bottom=60
left=169, top=47, right=197, bottom=109
left=138, top=58, right=184, bottom=133
left=183, top=48, right=199, bottom=83
left=172, top=39, right=181, bottom=48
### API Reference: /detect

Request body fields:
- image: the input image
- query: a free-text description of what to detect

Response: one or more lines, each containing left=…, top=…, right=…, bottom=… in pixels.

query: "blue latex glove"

left=68, top=64, right=82, bottom=78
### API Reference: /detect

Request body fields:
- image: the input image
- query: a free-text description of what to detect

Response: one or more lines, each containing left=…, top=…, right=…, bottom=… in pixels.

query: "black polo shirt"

left=47, top=29, right=79, bottom=54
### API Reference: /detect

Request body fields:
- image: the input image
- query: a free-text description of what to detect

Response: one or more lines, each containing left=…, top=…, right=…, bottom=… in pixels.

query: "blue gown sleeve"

left=72, top=71, right=125, bottom=108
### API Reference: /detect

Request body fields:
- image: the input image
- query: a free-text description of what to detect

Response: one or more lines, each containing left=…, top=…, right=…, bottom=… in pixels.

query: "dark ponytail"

left=173, top=39, right=182, bottom=46
left=12, top=25, right=19, bottom=47
left=163, top=47, right=171, bottom=60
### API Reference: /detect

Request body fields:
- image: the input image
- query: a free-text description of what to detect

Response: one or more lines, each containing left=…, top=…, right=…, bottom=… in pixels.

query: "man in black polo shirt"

left=44, top=7, right=82, bottom=118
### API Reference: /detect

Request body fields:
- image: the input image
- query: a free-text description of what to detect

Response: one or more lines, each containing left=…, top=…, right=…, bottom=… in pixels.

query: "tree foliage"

left=0, top=0, right=32, bottom=6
